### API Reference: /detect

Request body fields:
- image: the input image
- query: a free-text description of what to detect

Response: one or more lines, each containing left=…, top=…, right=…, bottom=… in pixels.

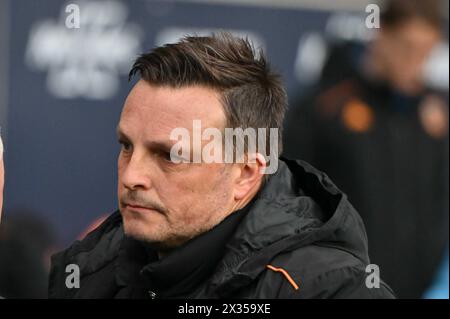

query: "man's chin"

left=123, top=224, right=195, bottom=253
left=123, top=223, right=169, bottom=249
left=124, top=222, right=154, bottom=242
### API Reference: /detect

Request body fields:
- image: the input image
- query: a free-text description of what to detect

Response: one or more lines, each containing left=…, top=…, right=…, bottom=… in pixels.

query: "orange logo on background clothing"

left=341, top=98, right=374, bottom=133
left=418, top=95, right=448, bottom=139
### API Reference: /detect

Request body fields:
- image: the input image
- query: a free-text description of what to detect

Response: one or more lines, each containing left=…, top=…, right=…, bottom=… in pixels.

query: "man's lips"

left=123, top=203, right=160, bottom=214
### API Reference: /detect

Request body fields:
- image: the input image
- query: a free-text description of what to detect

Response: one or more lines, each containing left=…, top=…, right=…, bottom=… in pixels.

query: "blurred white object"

left=423, top=42, right=450, bottom=91
left=294, top=32, right=328, bottom=85
left=325, top=13, right=375, bottom=42
left=25, top=1, right=143, bottom=100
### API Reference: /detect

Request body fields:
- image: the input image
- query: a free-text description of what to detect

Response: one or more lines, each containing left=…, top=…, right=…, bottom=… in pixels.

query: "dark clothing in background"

left=0, top=215, right=55, bottom=298
left=284, top=41, right=449, bottom=298
left=49, top=159, right=394, bottom=299
left=0, top=236, right=47, bottom=298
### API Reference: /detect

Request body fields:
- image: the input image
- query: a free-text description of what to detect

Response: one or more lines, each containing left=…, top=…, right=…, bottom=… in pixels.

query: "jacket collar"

left=114, top=199, right=254, bottom=298
left=201, top=158, right=368, bottom=297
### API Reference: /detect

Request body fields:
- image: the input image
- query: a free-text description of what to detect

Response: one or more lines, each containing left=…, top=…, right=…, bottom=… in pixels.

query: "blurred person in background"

left=284, top=0, right=448, bottom=298
left=0, top=212, right=56, bottom=298
left=0, top=132, right=57, bottom=298
left=0, top=134, right=3, bottom=299
left=0, top=132, right=3, bottom=219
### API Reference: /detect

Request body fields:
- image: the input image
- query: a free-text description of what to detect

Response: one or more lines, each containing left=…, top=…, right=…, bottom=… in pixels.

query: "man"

left=49, top=33, right=394, bottom=299
left=284, top=0, right=448, bottom=298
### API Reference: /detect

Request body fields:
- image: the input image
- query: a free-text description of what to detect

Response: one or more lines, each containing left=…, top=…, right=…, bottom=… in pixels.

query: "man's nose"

left=121, top=152, right=153, bottom=191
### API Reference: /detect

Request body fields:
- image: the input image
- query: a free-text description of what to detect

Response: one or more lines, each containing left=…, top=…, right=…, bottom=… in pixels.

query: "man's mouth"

left=123, top=202, right=160, bottom=214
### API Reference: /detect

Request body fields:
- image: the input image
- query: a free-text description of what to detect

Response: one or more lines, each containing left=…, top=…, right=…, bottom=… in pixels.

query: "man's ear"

left=233, top=153, right=266, bottom=201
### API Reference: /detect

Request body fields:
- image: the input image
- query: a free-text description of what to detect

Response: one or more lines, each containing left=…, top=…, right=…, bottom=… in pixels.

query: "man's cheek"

left=178, top=210, right=198, bottom=227
left=165, top=189, right=200, bottom=224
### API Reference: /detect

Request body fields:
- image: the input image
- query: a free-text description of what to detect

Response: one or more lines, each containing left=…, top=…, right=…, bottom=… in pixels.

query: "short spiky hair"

left=129, top=32, right=287, bottom=159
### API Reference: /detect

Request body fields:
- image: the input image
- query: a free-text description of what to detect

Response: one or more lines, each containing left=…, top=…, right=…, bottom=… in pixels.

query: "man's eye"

left=119, top=140, right=132, bottom=152
left=160, top=151, right=188, bottom=164
left=161, top=151, right=174, bottom=162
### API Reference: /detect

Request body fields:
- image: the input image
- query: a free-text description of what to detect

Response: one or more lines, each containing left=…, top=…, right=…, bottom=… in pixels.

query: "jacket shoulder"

left=257, top=245, right=395, bottom=299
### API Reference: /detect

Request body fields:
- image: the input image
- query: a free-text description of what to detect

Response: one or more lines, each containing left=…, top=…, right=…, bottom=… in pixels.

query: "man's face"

left=117, top=81, right=236, bottom=250
left=377, top=18, right=441, bottom=94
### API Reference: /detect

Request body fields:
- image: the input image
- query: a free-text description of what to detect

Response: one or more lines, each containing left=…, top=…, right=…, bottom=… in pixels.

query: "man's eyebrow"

left=145, top=140, right=176, bottom=153
left=116, top=125, right=181, bottom=153
left=116, top=126, right=129, bottom=139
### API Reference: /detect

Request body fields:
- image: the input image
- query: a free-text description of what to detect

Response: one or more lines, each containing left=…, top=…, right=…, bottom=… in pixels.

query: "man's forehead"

left=122, top=80, right=226, bottom=129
